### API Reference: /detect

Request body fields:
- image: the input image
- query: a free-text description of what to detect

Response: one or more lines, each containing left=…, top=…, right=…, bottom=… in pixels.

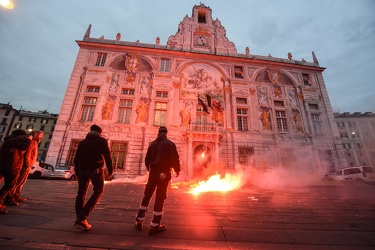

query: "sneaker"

left=4, top=200, right=19, bottom=206
left=135, top=219, right=144, bottom=231
left=74, top=219, right=92, bottom=230
left=15, top=197, right=27, bottom=202
left=149, top=224, right=167, bottom=235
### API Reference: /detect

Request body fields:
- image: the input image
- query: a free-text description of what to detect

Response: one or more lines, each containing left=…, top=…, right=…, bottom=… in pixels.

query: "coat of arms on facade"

left=267, top=68, right=280, bottom=84
left=125, top=54, right=140, bottom=72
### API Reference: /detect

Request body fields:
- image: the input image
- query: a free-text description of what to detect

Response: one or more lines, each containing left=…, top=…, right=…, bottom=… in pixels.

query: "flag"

left=198, top=96, right=210, bottom=114
left=206, top=94, right=212, bottom=108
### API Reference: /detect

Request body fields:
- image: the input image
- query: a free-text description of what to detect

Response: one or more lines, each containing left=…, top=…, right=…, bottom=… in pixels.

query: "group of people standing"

left=0, top=129, right=44, bottom=214
left=73, top=125, right=180, bottom=235
left=0, top=124, right=180, bottom=236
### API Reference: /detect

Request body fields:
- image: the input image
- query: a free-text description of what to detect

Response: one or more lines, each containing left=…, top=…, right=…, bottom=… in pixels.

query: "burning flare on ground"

left=189, top=172, right=244, bottom=195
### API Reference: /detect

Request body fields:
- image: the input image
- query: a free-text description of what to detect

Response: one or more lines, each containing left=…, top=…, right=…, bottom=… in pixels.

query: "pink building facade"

left=46, top=4, right=347, bottom=179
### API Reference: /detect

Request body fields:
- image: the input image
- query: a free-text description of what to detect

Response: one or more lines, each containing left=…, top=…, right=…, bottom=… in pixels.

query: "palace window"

left=239, top=146, right=254, bottom=165
left=66, top=139, right=82, bottom=165
left=111, top=142, right=127, bottom=170
left=154, top=102, right=167, bottom=126
left=160, top=59, right=170, bottom=72
left=274, top=101, right=284, bottom=107
left=343, top=143, right=351, bottom=149
left=311, top=113, right=323, bottom=135
left=302, top=73, right=310, bottom=85
left=309, top=103, right=319, bottom=110
left=118, top=99, right=133, bottom=124
left=236, top=98, right=247, bottom=104
left=156, top=91, right=168, bottom=98
left=14, top=123, right=22, bottom=129
left=80, top=97, right=97, bottom=122
left=237, top=108, right=248, bottom=131
left=29, top=117, right=36, bottom=123
left=87, top=86, right=100, bottom=92
left=234, top=66, right=244, bottom=79
left=95, top=53, right=107, bottom=66
left=121, top=88, right=135, bottom=95
left=41, top=119, right=48, bottom=124
left=276, top=110, right=288, bottom=133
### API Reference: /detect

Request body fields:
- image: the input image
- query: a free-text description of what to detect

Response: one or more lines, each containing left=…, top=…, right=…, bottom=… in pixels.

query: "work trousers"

left=137, top=171, right=171, bottom=224
left=75, top=168, right=104, bottom=220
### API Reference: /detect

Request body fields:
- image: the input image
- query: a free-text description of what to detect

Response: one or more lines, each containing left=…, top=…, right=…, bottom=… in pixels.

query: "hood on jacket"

left=85, top=131, right=101, bottom=139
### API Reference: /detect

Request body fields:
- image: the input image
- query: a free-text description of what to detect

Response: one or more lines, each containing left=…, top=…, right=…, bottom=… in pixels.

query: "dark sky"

left=0, top=0, right=374, bottom=113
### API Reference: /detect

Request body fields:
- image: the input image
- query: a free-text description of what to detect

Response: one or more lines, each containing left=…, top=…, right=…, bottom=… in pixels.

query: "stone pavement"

left=0, top=179, right=375, bottom=250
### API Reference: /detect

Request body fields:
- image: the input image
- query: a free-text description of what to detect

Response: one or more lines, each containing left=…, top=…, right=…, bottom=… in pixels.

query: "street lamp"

left=0, top=0, right=14, bottom=9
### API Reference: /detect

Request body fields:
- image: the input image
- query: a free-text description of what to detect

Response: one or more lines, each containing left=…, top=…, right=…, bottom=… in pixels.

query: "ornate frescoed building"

left=46, top=3, right=347, bottom=179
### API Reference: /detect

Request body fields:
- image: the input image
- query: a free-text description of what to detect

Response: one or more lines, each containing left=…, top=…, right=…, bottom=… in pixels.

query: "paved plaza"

left=0, top=178, right=374, bottom=249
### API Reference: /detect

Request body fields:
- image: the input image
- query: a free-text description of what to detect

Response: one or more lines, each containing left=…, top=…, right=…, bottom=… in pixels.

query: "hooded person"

left=0, top=129, right=32, bottom=213
left=6, top=130, right=44, bottom=203
left=135, top=126, right=180, bottom=235
left=73, top=124, right=113, bottom=230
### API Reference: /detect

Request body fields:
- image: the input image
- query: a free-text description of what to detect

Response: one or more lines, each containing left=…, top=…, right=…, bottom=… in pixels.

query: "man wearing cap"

left=73, top=124, right=113, bottom=230
left=0, top=129, right=32, bottom=214
left=5, top=130, right=44, bottom=204
left=135, top=126, right=180, bottom=235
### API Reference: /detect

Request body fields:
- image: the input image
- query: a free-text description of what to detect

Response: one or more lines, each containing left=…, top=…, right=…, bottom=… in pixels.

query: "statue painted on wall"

left=257, top=86, right=268, bottom=104
left=288, top=88, right=298, bottom=107
left=102, top=97, right=115, bottom=120
left=180, top=101, right=192, bottom=126
left=259, top=106, right=272, bottom=130
left=273, top=83, right=282, bottom=98
left=109, top=73, right=120, bottom=94
left=292, top=109, right=303, bottom=133
left=135, top=98, right=148, bottom=123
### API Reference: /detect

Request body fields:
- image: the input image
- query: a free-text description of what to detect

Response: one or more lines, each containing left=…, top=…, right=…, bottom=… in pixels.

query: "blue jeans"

left=75, top=168, right=104, bottom=220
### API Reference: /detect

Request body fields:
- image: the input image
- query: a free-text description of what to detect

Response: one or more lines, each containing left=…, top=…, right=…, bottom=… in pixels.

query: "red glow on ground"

left=189, top=172, right=244, bottom=195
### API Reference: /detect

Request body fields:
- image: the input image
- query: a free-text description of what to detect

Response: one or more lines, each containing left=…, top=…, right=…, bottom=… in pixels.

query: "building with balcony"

left=335, top=112, right=375, bottom=168
left=46, top=3, right=347, bottom=179
left=0, top=103, right=17, bottom=142
left=11, top=110, right=57, bottom=162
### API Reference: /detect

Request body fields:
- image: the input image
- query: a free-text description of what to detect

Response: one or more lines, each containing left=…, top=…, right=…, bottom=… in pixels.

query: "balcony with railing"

left=186, top=123, right=223, bottom=133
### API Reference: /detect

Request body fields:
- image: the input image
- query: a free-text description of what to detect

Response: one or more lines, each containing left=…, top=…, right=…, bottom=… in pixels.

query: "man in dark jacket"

left=135, top=126, right=180, bottom=235
left=0, top=129, right=31, bottom=214
left=73, top=124, right=113, bottom=230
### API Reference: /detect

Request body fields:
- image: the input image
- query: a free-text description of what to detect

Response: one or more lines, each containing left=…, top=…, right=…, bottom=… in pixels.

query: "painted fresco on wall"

left=259, top=106, right=272, bottom=131
left=257, top=86, right=268, bottom=105
left=180, top=63, right=224, bottom=101
left=291, top=109, right=304, bottom=133
left=288, top=88, right=298, bottom=107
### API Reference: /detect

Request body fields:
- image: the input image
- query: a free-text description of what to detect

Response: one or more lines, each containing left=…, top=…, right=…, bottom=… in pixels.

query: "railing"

left=187, top=123, right=222, bottom=133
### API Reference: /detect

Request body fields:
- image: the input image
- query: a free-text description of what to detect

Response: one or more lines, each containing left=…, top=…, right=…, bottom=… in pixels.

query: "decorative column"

left=224, top=84, right=232, bottom=130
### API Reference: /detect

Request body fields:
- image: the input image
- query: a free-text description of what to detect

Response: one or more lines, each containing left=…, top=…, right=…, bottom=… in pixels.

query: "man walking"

left=74, top=125, right=113, bottom=230
left=135, top=126, right=180, bottom=235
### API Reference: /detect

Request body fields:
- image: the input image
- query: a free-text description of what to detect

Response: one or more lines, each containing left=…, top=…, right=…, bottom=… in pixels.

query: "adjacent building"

left=335, top=112, right=375, bottom=168
left=46, top=3, right=348, bottom=179
left=0, top=103, right=17, bottom=142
